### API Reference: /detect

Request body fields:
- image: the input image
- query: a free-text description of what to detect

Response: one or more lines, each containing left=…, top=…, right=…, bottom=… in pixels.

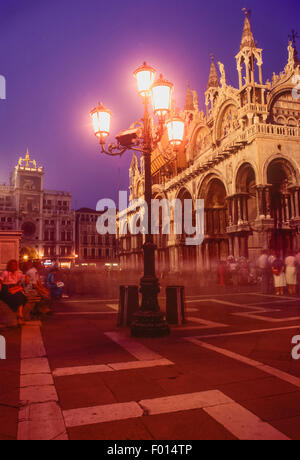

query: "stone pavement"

left=0, top=290, right=300, bottom=440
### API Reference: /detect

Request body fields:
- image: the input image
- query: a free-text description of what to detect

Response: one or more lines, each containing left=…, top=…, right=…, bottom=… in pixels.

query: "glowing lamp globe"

left=151, top=74, right=173, bottom=119
left=166, top=117, right=185, bottom=146
left=134, top=62, right=156, bottom=97
left=90, top=102, right=112, bottom=143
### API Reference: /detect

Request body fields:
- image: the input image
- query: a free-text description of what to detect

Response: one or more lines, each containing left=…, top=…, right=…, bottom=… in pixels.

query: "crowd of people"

left=257, top=250, right=300, bottom=296
left=218, top=250, right=300, bottom=296
left=0, top=259, right=66, bottom=326
left=218, top=256, right=256, bottom=289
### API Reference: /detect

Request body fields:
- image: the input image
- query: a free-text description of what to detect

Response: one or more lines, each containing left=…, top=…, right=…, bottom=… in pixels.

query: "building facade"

left=75, top=208, right=117, bottom=267
left=118, top=13, right=300, bottom=273
left=0, top=151, right=75, bottom=266
left=0, top=231, right=22, bottom=270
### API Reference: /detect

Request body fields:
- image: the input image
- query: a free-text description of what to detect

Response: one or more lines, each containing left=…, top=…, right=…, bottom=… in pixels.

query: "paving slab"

left=141, top=409, right=237, bottom=441
left=68, top=418, right=154, bottom=441
left=54, top=373, right=117, bottom=410
left=100, top=371, right=167, bottom=404
left=242, top=391, right=300, bottom=422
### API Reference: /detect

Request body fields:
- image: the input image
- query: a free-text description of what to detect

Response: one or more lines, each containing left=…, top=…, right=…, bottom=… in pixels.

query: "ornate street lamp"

left=90, top=62, right=185, bottom=337
left=166, top=116, right=185, bottom=146
left=151, top=74, right=173, bottom=121
left=133, top=62, right=156, bottom=97
left=90, top=102, right=112, bottom=144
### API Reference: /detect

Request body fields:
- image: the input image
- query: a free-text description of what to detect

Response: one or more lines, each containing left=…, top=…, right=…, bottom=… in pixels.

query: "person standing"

left=272, top=254, right=286, bottom=296
left=257, top=250, right=270, bottom=294
left=268, top=250, right=277, bottom=293
left=295, top=249, right=300, bottom=295
left=227, top=256, right=239, bottom=291
left=285, top=252, right=297, bottom=296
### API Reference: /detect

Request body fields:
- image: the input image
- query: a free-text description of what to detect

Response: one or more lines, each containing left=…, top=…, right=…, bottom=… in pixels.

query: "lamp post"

left=90, top=62, right=185, bottom=337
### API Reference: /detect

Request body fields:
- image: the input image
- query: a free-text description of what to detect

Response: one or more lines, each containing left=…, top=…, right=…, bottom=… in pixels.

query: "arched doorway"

left=175, top=188, right=197, bottom=273
left=267, top=158, right=297, bottom=254
left=234, top=163, right=257, bottom=259
left=152, top=193, right=170, bottom=273
left=199, top=178, right=229, bottom=268
left=236, top=163, right=257, bottom=222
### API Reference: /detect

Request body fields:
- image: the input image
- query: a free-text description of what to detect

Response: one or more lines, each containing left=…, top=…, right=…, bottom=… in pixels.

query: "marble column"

left=284, top=194, right=290, bottom=223
left=292, top=187, right=300, bottom=218
left=237, top=195, right=242, bottom=225
left=264, top=185, right=272, bottom=219
left=227, top=197, right=233, bottom=226
left=255, top=186, right=265, bottom=219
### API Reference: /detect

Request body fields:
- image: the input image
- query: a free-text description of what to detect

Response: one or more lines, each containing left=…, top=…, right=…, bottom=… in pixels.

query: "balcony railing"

left=239, top=123, right=300, bottom=140
left=239, top=103, right=268, bottom=118
left=165, top=123, right=300, bottom=192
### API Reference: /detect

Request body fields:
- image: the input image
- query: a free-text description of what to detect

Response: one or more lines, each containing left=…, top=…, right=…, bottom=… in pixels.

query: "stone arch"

left=175, top=185, right=194, bottom=202
left=197, top=176, right=229, bottom=264
left=152, top=185, right=167, bottom=199
left=173, top=187, right=197, bottom=271
left=214, top=99, right=239, bottom=142
left=190, top=125, right=212, bottom=160
left=235, top=162, right=257, bottom=222
left=287, top=116, right=298, bottom=127
left=267, top=158, right=299, bottom=229
left=197, top=171, right=229, bottom=200
left=176, top=187, right=194, bottom=239
left=268, top=86, right=300, bottom=126
left=263, top=155, right=298, bottom=186
left=205, top=179, right=227, bottom=209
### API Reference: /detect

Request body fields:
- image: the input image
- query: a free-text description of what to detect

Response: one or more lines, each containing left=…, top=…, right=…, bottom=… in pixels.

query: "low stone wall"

left=59, top=268, right=218, bottom=298
left=0, top=301, right=18, bottom=327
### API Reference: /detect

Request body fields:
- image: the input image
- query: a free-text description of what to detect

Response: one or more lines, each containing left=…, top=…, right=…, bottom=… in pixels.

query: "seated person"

left=0, top=260, right=27, bottom=325
left=46, top=268, right=64, bottom=300
left=25, top=261, right=52, bottom=316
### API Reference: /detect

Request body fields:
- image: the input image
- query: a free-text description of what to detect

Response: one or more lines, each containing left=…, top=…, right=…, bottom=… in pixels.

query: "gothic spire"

left=289, top=29, right=300, bottom=64
left=184, top=82, right=194, bottom=111
left=207, top=55, right=220, bottom=90
left=240, top=9, right=256, bottom=50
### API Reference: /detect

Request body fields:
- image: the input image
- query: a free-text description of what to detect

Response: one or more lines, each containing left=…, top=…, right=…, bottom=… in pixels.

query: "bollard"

left=166, top=286, right=185, bottom=325
left=118, top=285, right=139, bottom=327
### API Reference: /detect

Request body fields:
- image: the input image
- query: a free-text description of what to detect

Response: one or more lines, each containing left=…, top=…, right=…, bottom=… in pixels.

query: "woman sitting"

left=0, top=260, right=28, bottom=325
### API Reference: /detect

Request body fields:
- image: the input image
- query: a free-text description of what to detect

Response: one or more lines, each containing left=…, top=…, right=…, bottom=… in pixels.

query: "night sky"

left=0, top=0, right=299, bottom=209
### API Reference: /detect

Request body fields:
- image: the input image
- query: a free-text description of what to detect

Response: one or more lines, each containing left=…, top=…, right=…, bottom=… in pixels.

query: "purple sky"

left=0, top=0, right=299, bottom=209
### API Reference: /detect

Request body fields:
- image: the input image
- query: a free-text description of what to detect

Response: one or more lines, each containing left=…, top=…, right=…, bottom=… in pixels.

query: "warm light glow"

left=23, top=255, right=29, bottom=261
left=166, top=117, right=185, bottom=146
left=134, top=62, right=156, bottom=97
left=151, top=75, right=173, bottom=119
left=90, top=102, right=112, bottom=142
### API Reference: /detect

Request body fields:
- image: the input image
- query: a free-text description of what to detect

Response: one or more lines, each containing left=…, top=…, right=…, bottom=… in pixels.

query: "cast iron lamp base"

left=131, top=276, right=170, bottom=338
left=131, top=310, right=170, bottom=337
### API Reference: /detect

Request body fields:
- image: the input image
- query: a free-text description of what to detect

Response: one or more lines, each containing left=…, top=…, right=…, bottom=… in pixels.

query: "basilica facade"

left=118, top=13, right=300, bottom=273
